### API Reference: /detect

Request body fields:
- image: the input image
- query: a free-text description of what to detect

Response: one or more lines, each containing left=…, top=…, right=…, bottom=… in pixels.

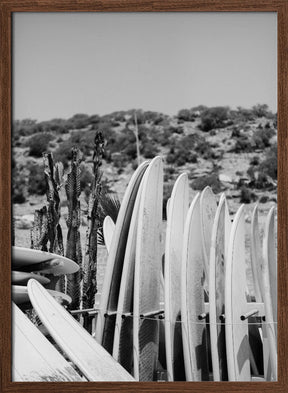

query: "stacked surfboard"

left=12, top=247, right=81, bottom=307
left=96, top=158, right=277, bottom=382
left=12, top=156, right=277, bottom=382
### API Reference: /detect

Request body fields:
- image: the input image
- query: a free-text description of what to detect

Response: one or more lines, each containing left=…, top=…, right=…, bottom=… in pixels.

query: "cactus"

left=82, top=130, right=104, bottom=313
left=65, top=148, right=82, bottom=313
left=31, top=206, right=49, bottom=251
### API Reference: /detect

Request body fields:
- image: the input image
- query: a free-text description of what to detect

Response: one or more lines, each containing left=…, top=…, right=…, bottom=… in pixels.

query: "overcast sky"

left=13, top=12, right=277, bottom=121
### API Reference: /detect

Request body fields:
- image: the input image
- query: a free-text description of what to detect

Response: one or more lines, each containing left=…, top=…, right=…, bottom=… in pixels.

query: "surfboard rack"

left=140, top=310, right=164, bottom=319
left=70, top=308, right=100, bottom=316
left=240, top=309, right=259, bottom=321
left=198, top=313, right=209, bottom=321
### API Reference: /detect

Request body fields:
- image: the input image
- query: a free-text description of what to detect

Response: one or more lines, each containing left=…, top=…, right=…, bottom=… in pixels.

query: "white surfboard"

left=12, top=246, right=79, bottom=275
left=133, top=156, right=163, bottom=381
left=112, top=179, right=143, bottom=374
left=200, top=186, right=217, bottom=287
left=164, top=173, right=189, bottom=381
left=103, top=215, right=115, bottom=254
left=12, top=271, right=50, bottom=286
left=251, top=205, right=264, bottom=302
left=181, top=193, right=209, bottom=381
left=27, top=279, right=135, bottom=381
left=209, top=193, right=231, bottom=381
left=12, top=302, right=84, bottom=382
left=262, top=206, right=277, bottom=380
left=95, top=161, right=149, bottom=352
left=225, top=205, right=250, bottom=381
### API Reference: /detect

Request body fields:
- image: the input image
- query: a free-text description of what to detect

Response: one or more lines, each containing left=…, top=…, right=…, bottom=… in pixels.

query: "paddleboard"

left=27, top=279, right=135, bottom=381
left=181, top=193, right=209, bottom=381
left=164, top=173, right=189, bottom=381
left=95, top=160, right=149, bottom=353
left=225, top=205, right=250, bottom=381
left=12, top=285, right=72, bottom=306
left=133, top=156, right=163, bottom=381
left=200, top=186, right=217, bottom=287
left=209, top=193, right=231, bottom=381
left=12, top=271, right=50, bottom=286
left=103, top=215, right=115, bottom=254
left=12, top=302, right=84, bottom=382
left=112, top=178, right=143, bottom=375
left=262, top=206, right=277, bottom=380
left=12, top=246, right=79, bottom=275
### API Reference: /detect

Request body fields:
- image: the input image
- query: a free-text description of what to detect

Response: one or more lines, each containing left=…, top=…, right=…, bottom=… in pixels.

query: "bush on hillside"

left=240, top=186, right=257, bottom=203
left=259, top=145, right=277, bottom=180
left=200, top=106, right=230, bottom=131
left=26, top=133, right=54, bottom=157
left=191, top=174, right=223, bottom=193
left=27, top=163, right=46, bottom=195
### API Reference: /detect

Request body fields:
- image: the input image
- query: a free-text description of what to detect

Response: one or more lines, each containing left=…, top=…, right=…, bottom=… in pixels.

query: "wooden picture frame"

left=1, top=1, right=287, bottom=392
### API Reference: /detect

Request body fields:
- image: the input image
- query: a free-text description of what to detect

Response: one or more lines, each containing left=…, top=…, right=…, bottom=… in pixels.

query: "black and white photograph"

left=11, top=11, right=277, bottom=382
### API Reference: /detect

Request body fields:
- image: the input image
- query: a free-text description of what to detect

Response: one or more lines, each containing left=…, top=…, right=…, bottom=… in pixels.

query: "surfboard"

left=12, top=285, right=72, bottom=306
left=251, top=205, right=263, bottom=302
left=209, top=193, right=231, bottom=381
left=12, top=271, right=50, bottom=285
left=12, top=302, right=84, bottom=382
left=133, top=156, right=163, bottom=381
left=262, top=206, right=277, bottom=380
left=181, top=193, right=209, bottom=381
left=27, top=279, right=135, bottom=381
left=225, top=204, right=250, bottom=381
left=164, top=173, right=189, bottom=381
left=12, top=246, right=79, bottom=275
left=200, top=186, right=217, bottom=287
left=95, top=160, right=149, bottom=353
left=112, top=178, right=143, bottom=375
left=249, top=204, right=265, bottom=377
left=103, top=215, right=115, bottom=254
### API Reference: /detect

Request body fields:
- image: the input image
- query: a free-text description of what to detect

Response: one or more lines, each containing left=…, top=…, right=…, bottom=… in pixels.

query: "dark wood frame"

left=1, top=1, right=287, bottom=392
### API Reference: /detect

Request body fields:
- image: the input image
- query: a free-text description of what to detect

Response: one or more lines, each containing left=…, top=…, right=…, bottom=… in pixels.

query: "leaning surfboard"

left=209, top=193, right=231, bottom=381
left=164, top=173, right=189, bottom=381
left=262, top=206, right=277, bottom=380
left=225, top=204, right=250, bottom=381
left=27, top=279, right=135, bottom=381
left=181, top=193, right=209, bottom=381
left=95, top=160, right=149, bottom=353
left=103, top=215, right=115, bottom=254
left=200, top=186, right=217, bottom=287
left=112, top=178, right=143, bottom=375
left=133, top=156, right=163, bottom=381
left=12, top=302, right=84, bottom=382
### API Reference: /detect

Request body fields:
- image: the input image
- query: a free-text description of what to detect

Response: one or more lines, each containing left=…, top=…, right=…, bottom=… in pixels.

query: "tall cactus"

left=65, top=148, right=82, bottom=313
left=31, top=206, right=49, bottom=251
left=30, top=153, right=65, bottom=292
left=82, top=130, right=104, bottom=312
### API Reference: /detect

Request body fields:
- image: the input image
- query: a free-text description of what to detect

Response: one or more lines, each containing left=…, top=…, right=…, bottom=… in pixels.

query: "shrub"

left=259, top=145, right=277, bottom=180
left=191, top=174, right=223, bottom=193
left=200, top=106, right=230, bottom=131
left=69, top=113, right=90, bottom=129
left=12, top=165, right=27, bottom=203
left=26, top=133, right=54, bottom=157
left=79, top=163, right=94, bottom=192
left=240, top=186, right=257, bottom=203
left=177, top=109, right=195, bottom=122
left=27, top=163, right=46, bottom=195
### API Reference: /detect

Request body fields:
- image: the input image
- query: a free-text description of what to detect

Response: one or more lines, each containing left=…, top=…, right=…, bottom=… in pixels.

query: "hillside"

left=12, top=104, right=277, bottom=249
